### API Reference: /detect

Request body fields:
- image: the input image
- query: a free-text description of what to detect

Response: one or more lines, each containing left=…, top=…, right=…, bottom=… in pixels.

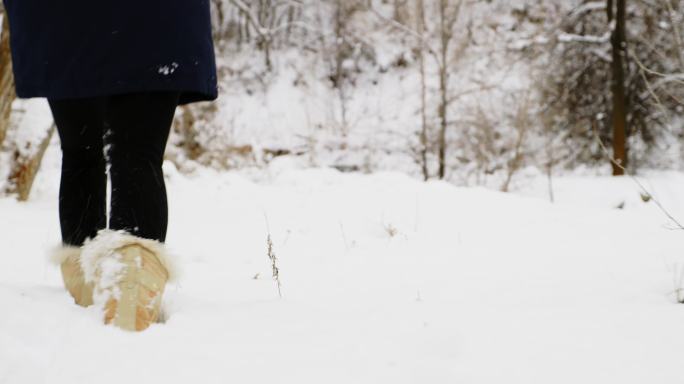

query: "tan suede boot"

left=52, top=247, right=94, bottom=307
left=81, top=230, right=175, bottom=332
left=103, top=243, right=169, bottom=331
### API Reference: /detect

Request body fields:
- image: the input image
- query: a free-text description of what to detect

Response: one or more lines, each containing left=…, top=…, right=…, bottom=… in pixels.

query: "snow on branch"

left=557, top=31, right=610, bottom=44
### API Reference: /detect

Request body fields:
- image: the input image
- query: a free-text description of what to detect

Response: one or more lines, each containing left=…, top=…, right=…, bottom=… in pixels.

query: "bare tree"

left=416, top=0, right=429, bottom=181
left=371, top=0, right=465, bottom=180
left=0, top=5, right=15, bottom=146
left=608, top=0, right=628, bottom=175
left=539, top=0, right=684, bottom=173
left=436, top=0, right=462, bottom=180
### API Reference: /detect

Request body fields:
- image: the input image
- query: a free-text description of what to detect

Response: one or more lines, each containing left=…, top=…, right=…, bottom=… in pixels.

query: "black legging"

left=48, top=92, right=180, bottom=246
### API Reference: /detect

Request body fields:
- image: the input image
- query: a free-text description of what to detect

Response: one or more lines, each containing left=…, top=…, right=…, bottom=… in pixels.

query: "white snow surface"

left=2, top=135, right=684, bottom=383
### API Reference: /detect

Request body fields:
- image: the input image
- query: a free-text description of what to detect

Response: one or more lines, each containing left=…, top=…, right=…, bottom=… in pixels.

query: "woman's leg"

left=48, top=98, right=107, bottom=246
left=105, top=92, right=180, bottom=242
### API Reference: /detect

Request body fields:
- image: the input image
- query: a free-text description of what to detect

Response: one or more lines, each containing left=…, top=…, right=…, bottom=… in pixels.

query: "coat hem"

left=14, top=81, right=218, bottom=106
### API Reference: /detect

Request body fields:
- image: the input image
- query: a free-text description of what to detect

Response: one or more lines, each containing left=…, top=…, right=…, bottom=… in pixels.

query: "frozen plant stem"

left=264, top=213, right=282, bottom=298
left=673, top=263, right=684, bottom=304
left=266, top=234, right=282, bottom=298
left=339, top=221, right=349, bottom=251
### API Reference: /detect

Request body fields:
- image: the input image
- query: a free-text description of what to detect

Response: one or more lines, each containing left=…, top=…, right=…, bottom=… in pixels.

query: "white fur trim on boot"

left=80, top=229, right=176, bottom=331
left=80, top=229, right=177, bottom=284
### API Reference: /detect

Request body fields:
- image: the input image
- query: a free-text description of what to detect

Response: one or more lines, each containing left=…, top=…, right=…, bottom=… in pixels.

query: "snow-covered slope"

left=1, top=135, right=684, bottom=384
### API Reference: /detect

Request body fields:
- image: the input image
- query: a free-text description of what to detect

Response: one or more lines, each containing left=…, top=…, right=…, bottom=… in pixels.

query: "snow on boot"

left=80, top=230, right=176, bottom=332
left=51, top=246, right=94, bottom=307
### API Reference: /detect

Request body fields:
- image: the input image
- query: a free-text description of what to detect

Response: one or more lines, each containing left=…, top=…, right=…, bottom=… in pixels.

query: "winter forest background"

left=4, top=2, right=684, bottom=382
left=2, top=0, right=684, bottom=197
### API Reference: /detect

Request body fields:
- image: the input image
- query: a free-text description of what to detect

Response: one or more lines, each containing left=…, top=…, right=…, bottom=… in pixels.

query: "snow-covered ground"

left=2, top=133, right=684, bottom=384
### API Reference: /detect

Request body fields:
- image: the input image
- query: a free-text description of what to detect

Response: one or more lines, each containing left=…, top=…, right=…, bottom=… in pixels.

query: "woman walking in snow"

left=3, top=0, right=217, bottom=331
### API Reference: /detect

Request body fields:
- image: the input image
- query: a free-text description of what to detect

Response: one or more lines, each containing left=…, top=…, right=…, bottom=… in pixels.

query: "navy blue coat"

left=3, top=0, right=218, bottom=105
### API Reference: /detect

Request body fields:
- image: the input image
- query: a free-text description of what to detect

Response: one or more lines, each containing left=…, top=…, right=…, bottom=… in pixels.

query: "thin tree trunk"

left=544, top=121, right=555, bottom=203
left=437, top=0, right=449, bottom=180
left=609, top=0, right=628, bottom=175
left=607, top=0, right=614, bottom=21
left=333, top=0, right=349, bottom=140
left=501, top=94, right=530, bottom=192
left=285, top=5, right=297, bottom=44
left=416, top=0, right=429, bottom=181
left=212, top=0, right=225, bottom=40
left=258, top=0, right=273, bottom=71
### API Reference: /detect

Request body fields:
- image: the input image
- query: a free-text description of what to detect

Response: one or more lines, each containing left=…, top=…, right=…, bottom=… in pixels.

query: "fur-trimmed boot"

left=80, top=230, right=175, bottom=332
left=51, top=246, right=94, bottom=307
